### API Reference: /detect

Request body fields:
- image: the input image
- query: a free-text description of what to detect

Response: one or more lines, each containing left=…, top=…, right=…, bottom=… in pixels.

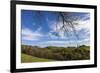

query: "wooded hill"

left=21, top=45, right=90, bottom=63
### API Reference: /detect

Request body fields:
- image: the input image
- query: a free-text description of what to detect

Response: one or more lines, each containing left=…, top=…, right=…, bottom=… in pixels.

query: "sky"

left=21, top=10, right=90, bottom=47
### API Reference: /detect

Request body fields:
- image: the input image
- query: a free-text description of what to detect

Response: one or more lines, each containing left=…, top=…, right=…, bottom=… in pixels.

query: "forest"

left=21, top=45, right=90, bottom=63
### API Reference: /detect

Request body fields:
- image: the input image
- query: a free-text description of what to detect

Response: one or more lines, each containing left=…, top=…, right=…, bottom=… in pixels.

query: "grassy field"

left=21, top=53, right=53, bottom=63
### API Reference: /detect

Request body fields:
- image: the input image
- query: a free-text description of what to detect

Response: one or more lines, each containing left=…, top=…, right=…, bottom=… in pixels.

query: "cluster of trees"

left=21, top=45, right=90, bottom=61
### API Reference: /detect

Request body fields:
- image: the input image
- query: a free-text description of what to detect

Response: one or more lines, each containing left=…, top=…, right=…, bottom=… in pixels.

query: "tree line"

left=21, top=45, right=90, bottom=61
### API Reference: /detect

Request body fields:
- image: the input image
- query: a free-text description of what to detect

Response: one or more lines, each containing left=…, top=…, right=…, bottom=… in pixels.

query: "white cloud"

left=22, top=28, right=43, bottom=41
left=36, top=38, right=90, bottom=47
left=48, top=31, right=58, bottom=39
left=49, top=21, right=68, bottom=39
left=45, top=40, right=68, bottom=44
left=81, top=13, right=90, bottom=21
left=75, top=20, right=90, bottom=31
left=37, top=40, right=69, bottom=47
left=49, top=15, right=90, bottom=39
left=42, top=38, right=89, bottom=44
left=35, top=26, right=42, bottom=32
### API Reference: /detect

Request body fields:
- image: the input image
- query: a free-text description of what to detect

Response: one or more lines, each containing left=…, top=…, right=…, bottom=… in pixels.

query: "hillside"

left=21, top=53, right=53, bottom=63
left=21, top=45, right=90, bottom=63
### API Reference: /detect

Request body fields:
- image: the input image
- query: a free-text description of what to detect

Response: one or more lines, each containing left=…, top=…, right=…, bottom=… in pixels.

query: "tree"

left=32, top=11, right=81, bottom=47
left=55, top=12, right=80, bottom=47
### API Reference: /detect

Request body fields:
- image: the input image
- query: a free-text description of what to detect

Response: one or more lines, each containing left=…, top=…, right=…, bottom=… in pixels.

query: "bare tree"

left=55, top=12, right=80, bottom=48
left=33, top=11, right=80, bottom=47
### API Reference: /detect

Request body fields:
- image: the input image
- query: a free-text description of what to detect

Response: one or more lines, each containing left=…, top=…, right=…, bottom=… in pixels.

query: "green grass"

left=21, top=53, right=53, bottom=63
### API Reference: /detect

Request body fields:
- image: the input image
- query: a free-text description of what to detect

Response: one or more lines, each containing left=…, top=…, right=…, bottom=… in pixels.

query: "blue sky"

left=21, top=10, right=90, bottom=47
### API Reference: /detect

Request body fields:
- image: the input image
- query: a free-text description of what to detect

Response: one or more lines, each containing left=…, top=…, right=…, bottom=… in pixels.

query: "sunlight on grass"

left=21, top=53, right=53, bottom=63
